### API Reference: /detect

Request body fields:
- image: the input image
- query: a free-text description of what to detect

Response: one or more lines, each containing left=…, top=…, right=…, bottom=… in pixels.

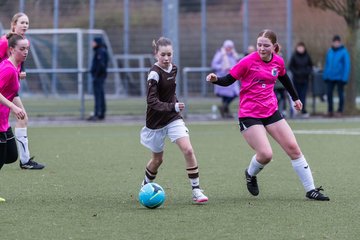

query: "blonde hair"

left=11, top=12, right=29, bottom=33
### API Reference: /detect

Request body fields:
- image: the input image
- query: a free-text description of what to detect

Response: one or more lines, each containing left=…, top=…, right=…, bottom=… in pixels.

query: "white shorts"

left=140, top=119, right=189, bottom=153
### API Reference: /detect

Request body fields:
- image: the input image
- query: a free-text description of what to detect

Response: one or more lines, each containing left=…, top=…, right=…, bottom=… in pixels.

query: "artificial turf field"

left=1, top=119, right=359, bottom=239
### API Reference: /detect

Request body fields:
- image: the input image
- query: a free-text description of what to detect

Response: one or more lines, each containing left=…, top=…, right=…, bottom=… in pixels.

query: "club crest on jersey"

left=271, top=68, right=278, bottom=77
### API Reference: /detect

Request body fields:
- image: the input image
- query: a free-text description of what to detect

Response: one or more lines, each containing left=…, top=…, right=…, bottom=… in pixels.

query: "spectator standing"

left=273, top=44, right=288, bottom=117
left=289, top=42, right=313, bottom=117
left=211, top=40, right=241, bottom=118
left=87, top=37, right=108, bottom=121
left=322, top=35, right=350, bottom=117
left=245, top=45, right=256, bottom=56
left=274, top=78, right=287, bottom=117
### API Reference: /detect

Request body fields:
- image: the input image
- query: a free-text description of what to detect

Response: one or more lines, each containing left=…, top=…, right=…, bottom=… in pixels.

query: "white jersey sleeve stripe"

left=147, top=71, right=159, bottom=82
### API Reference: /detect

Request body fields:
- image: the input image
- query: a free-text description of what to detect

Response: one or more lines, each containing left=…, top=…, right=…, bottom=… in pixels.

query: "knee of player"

left=182, top=147, right=195, bottom=158
left=286, top=143, right=302, bottom=157
left=257, top=150, right=273, bottom=163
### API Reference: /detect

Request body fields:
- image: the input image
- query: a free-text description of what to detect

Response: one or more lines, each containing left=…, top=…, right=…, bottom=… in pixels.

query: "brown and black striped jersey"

left=145, top=63, right=182, bottom=129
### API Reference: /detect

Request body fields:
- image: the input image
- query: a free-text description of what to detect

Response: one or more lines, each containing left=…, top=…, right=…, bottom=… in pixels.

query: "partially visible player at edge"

left=0, top=33, right=28, bottom=202
left=0, top=12, right=45, bottom=169
left=140, top=37, right=208, bottom=203
left=206, top=29, right=329, bottom=201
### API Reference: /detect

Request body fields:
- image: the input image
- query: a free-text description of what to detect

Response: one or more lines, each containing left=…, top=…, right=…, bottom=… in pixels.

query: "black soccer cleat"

left=306, top=186, right=330, bottom=201
left=20, top=157, right=45, bottom=170
left=245, top=169, right=259, bottom=196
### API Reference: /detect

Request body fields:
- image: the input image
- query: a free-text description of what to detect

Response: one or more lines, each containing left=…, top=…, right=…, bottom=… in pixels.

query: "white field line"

left=293, top=129, right=360, bottom=135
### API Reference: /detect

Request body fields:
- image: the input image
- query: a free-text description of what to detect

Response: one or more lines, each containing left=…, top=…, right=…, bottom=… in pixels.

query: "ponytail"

left=152, top=37, right=172, bottom=54
left=6, top=33, right=24, bottom=48
left=274, top=43, right=280, bottom=54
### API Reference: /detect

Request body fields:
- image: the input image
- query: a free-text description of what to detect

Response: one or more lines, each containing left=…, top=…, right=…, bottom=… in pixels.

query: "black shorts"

left=0, top=127, right=15, bottom=143
left=238, top=110, right=284, bottom=132
left=0, top=127, right=18, bottom=168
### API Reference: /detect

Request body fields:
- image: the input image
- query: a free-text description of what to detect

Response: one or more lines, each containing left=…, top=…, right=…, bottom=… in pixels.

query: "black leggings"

left=0, top=127, right=18, bottom=170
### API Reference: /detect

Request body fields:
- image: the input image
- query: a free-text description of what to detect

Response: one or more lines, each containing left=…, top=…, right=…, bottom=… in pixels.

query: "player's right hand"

left=206, top=73, right=218, bottom=83
left=11, top=105, right=26, bottom=120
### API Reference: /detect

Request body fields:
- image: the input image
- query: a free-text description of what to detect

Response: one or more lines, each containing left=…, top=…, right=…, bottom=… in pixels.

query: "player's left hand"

left=175, top=102, right=185, bottom=112
left=19, top=71, right=26, bottom=80
left=294, top=100, right=303, bottom=111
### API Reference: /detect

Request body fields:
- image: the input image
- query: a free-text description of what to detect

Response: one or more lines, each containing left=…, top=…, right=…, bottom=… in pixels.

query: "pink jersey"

left=0, top=35, right=9, bottom=63
left=229, top=52, right=286, bottom=118
left=0, top=34, right=28, bottom=72
left=0, top=59, right=20, bottom=132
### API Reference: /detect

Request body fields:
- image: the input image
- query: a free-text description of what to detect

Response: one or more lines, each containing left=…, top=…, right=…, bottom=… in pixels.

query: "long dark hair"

left=6, top=32, right=24, bottom=48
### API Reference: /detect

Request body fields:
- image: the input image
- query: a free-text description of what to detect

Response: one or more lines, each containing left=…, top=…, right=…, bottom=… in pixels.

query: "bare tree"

left=307, top=0, right=360, bottom=114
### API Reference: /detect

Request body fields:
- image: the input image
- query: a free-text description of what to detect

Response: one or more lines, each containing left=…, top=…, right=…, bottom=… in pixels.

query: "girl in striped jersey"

left=140, top=37, right=208, bottom=203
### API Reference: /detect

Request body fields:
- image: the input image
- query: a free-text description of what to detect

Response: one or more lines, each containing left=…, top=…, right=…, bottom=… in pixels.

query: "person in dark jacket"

left=322, top=35, right=350, bottom=117
left=289, top=42, right=313, bottom=117
left=87, top=37, right=108, bottom=121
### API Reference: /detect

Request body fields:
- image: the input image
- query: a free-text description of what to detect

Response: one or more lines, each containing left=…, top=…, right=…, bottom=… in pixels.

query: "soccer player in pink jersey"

left=0, top=12, right=44, bottom=169
left=207, top=29, right=329, bottom=201
left=0, top=33, right=28, bottom=202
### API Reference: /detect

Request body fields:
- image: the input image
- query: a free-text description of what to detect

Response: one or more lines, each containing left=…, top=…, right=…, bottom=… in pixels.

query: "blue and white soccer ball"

left=139, top=182, right=166, bottom=209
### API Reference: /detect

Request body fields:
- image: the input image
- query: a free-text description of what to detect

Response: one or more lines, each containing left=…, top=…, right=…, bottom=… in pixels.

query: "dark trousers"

left=220, top=95, right=237, bottom=117
left=92, top=77, right=106, bottom=118
left=275, top=88, right=287, bottom=112
left=294, top=81, right=309, bottom=113
left=221, top=96, right=237, bottom=108
left=0, top=127, right=18, bottom=170
left=326, top=80, right=345, bottom=113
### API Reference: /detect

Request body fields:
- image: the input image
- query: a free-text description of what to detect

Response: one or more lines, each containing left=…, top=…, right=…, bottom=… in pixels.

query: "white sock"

left=291, top=155, right=315, bottom=192
left=247, top=155, right=265, bottom=176
left=144, top=176, right=152, bottom=184
left=15, top=128, right=30, bottom=164
left=189, top=177, right=200, bottom=189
